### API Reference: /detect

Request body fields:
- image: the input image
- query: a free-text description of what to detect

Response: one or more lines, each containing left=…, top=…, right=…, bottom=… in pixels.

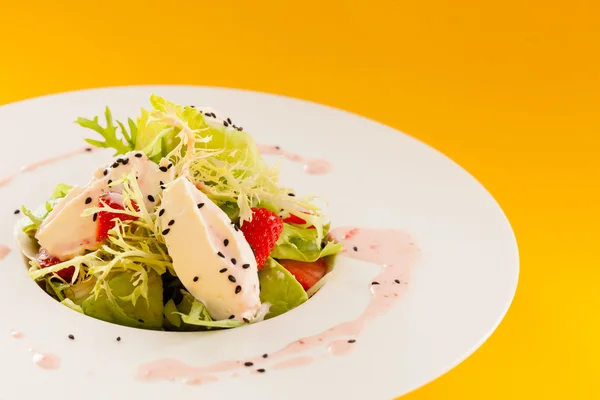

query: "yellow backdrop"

left=1, top=1, right=597, bottom=398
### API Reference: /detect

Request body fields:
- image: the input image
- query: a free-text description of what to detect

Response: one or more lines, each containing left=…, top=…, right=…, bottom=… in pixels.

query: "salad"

left=16, top=95, right=342, bottom=331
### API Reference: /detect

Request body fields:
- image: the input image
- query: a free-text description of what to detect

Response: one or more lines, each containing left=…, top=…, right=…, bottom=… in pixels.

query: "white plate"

left=0, top=86, right=519, bottom=400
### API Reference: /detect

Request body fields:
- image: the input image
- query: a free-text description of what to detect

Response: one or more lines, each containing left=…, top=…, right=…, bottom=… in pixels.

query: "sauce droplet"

left=0, top=244, right=11, bottom=260
left=258, top=144, right=332, bottom=175
left=10, top=330, right=24, bottom=339
left=31, top=351, right=61, bottom=370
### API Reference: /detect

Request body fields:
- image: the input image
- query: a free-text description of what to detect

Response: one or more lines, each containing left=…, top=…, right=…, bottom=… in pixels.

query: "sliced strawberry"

left=240, top=208, right=284, bottom=270
left=283, top=213, right=307, bottom=225
left=96, top=193, right=138, bottom=242
left=279, top=258, right=328, bottom=291
left=283, top=211, right=315, bottom=229
left=37, top=248, right=75, bottom=281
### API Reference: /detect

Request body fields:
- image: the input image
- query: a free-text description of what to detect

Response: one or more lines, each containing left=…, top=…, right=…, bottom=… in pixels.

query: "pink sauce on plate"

left=137, top=227, right=418, bottom=384
left=258, top=144, right=333, bottom=175
left=0, top=244, right=10, bottom=260
left=30, top=350, right=61, bottom=370
left=10, top=329, right=24, bottom=339
left=0, top=146, right=93, bottom=188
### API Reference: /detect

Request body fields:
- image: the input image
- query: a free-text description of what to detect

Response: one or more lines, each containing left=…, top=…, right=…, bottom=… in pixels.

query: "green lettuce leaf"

left=163, top=289, right=242, bottom=331
left=259, top=258, right=308, bottom=319
left=271, top=223, right=343, bottom=262
left=80, top=270, right=164, bottom=330
left=21, top=183, right=73, bottom=235
left=76, top=107, right=135, bottom=156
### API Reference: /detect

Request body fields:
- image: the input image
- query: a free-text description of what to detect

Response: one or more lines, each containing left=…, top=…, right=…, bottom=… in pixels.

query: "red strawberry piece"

left=240, top=208, right=284, bottom=270
left=96, top=193, right=138, bottom=242
left=283, top=213, right=307, bottom=225
left=279, top=258, right=328, bottom=291
left=283, top=211, right=315, bottom=229
left=37, top=248, right=75, bottom=281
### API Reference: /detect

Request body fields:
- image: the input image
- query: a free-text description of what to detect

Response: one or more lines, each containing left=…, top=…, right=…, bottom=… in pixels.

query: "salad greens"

left=20, top=95, right=342, bottom=331
left=259, top=258, right=308, bottom=319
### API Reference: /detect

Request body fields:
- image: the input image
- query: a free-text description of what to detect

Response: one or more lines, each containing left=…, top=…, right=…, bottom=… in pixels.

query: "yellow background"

left=1, top=0, right=598, bottom=398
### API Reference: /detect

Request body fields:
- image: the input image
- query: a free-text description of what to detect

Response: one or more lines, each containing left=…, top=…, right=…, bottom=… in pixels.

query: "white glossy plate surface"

left=0, top=86, right=518, bottom=400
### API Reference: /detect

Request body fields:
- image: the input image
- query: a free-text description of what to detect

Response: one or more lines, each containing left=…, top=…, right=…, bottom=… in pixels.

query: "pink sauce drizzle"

left=258, top=144, right=333, bottom=175
left=0, top=244, right=10, bottom=260
left=0, top=146, right=93, bottom=188
left=30, top=350, right=61, bottom=370
left=137, top=227, right=418, bottom=384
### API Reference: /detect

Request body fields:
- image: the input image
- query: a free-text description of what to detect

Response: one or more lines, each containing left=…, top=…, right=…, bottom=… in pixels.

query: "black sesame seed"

left=135, top=153, right=143, bottom=158
left=168, top=220, right=175, bottom=226
left=257, top=369, right=265, bottom=373
left=112, top=162, right=119, bottom=168
left=219, top=268, right=227, bottom=273
left=217, top=252, right=225, bottom=258
left=85, top=197, right=92, bottom=204
left=237, top=126, right=243, bottom=131
left=224, top=239, right=229, bottom=246
left=275, top=145, right=281, bottom=150
left=262, top=353, right=268, bottom=358
left=321, top=242, right=326, bottom=249
left=93, top=213, right=98, bottom=222
left=138, top=319, right=144, bottom=323
left=353, top=246, right=358, bottom=252
left=288, top=193, right=295, bottom=197
left=193, top=276, right=199, bottom=282
left=159, top=209, right=165, bottom=217
left=147, top=195, right=155, bottom=202
left=231, top=258, right=237, bottom=265
left=168, top=163, right=173, bottom=169
left=160, top=185, right=166, bottom=190
left=68, top=334, right=75, bottom=340
left=243, top=318, right=250, bottom=323
left=189, top=105, right=195, bottom=108
left=116, top=158, right=124, bottom=164
left=108, top=180, right=113, bottom=185
left=227, top=117, right=232, bottom=124
left=197, top=203, right=205, bottom=209
left=122, top=158, right=129, bottom=165
left=233, top=224, right=240, bottom=232
left=116, top=336, right=121, bottom=341
left=159, top=181, right=164, bottom=185
left=371, top=281, right=380, bottom=285
left=159, top=166, right=168, bottom=172
left=348, top=339, right=356, bottom=343
left=223, top=121, right=229, bottom=127
left=13, top=209, right=20, bottom=215
left=162, top=228, right=171, bottom=235
left=394, top=279, right=401, bottom=284
left=85, top=147, right=92, bottom=152
left=229, top=315, right=235, bottom=319
left=235, top=285, right=242, bottom=294
left=232, top=124, right=238, bottom=130
left=103, top=169, right=108, bottom=176
left=244, top=362, right=253, bottom=367
left=228, top=275, right=236, bottom=283
left=242, top=264, right=250, bottom=269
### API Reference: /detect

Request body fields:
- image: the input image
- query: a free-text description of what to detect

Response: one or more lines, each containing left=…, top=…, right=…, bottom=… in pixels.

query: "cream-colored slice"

left=160, top=177, right=260, bottom=322
left=36, top=151, right=175, bottom=259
